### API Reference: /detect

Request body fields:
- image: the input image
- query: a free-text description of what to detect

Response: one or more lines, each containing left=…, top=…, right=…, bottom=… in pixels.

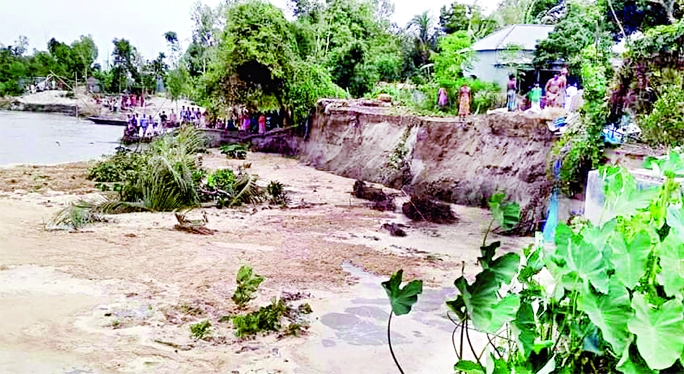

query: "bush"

left=640, top=85, right=684, bottom=147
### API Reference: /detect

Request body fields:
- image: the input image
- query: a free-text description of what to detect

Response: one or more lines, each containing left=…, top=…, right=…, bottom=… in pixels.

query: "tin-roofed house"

left=465, top=24, right=563, bottom=91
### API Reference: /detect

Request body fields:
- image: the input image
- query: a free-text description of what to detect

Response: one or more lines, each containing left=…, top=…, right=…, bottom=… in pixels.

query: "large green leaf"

left=479, top=242, right=521, bottom=285
left=454, top=360, right=485, bottom=374
left=658, top=232, right=684, bottom=297
left=627, top=293, right=684, bottom=370
left=453, top=271, right=520, bottom=334
left=512, top=301, right=537, bottom=358
left=609, top=230, right=652, bottom=289
left=485, top=353, right=509, bottom=374
left=564, top=235, right=610, bottom=294
left=381, top=270, right=423, bottom=316
left=582, top=219, right=618, bottom=263
left=577, top=278, right=632, bottom=354
left=488, top=192, right=520, bottom=231
left=616, top=338, right=657, bottom=374
left=490, top=253, right=521, bottom=286
left=600, top=167, right=658, bottom=224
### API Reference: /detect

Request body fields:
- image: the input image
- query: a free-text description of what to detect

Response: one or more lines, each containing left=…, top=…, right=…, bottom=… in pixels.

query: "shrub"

left=640, top=85, right=684, bottom=147
left=267, top=180, right=290, bottom=206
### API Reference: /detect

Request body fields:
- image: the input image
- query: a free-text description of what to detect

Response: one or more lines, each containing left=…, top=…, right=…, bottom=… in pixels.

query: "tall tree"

left=407, top=11, right=436, bottom=68
left=439, top=3, right=497, bottom=38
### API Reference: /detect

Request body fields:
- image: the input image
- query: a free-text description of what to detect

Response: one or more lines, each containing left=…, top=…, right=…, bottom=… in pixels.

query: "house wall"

left=466, top=51, right=514, bottom=90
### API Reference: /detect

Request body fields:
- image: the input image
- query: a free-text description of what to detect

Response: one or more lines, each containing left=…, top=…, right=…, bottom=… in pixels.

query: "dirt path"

left=0, top=152, right=530, bottom=373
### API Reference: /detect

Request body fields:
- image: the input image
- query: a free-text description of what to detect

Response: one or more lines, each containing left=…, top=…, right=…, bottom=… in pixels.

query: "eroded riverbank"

left=0, top=151, right=530, bottom=373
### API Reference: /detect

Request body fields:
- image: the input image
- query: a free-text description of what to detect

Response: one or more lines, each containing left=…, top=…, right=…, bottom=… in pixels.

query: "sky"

left=0, top=0, right=499, bottom=65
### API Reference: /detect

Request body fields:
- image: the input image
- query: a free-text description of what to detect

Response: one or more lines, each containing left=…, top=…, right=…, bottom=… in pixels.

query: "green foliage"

left=190, top=320, right=212, bottom=340
left=488, top=192, right=521, bottom=231
left=640, top=85, right=684, bottom=147
left=381, top=270, right=423, bottom=316
left=553, top=45, right=609, bottom=195
left=534, top=2, right=612, bottom=73
left=266, top=180, right=290, bottom=206
left=384, top=151, right=684, bottom=373
left=432, top=31, right=473, bottom=83
left=231, top=298, right=286, bottom=337
left=45, top=197, right=108, bottom=231
left=219, top=144, right=248, bottom=160
left=232, top=265, right=265, bottom=308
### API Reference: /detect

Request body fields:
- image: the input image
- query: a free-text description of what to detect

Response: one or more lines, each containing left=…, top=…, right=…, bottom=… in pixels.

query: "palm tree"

left=408, top=11, right=435, bottom=68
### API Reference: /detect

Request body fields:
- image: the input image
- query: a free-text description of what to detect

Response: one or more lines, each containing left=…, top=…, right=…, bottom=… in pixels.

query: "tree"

left=201, top=0, right=344, bottom=123
left=432, top=31, right=474, bottom=83
left=111, top=38, right=138, bottom=92
left=71, top=35, right=98, bottom=81
left=439, top=3, right=497, bottom=38
left=12, top=36, right=29, bottom=57
left=534, top=2, right=612, bottom=72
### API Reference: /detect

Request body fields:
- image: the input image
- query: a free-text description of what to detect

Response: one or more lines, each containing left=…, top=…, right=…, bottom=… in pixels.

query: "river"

left=0, top=111, right=122, bottom=166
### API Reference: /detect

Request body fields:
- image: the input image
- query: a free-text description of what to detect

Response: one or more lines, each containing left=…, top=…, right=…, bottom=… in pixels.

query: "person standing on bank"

left=507, top=74, right=517, bottom=112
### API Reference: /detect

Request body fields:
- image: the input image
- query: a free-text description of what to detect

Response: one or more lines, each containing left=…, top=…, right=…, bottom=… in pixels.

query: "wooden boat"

left=88, top=116, right=128, bottom=126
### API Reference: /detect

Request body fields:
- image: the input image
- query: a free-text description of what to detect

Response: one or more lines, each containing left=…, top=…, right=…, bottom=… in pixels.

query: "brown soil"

left=301, top=101, right=556, bottom=233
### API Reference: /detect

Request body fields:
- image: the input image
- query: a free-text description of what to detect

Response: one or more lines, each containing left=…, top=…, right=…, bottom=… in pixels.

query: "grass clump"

left=190, top=320, right=212, bottom=340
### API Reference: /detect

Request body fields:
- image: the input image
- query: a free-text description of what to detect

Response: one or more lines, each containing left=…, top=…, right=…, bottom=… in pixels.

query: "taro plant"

left=381, top=269, right=423, bottom=374
left=232, top=265, right=264, bottom=308
left=382, top=153, right=684, bottom=373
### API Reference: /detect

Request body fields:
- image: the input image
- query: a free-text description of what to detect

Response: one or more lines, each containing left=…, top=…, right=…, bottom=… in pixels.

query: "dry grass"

left=0, top=162, right=96, bottom=194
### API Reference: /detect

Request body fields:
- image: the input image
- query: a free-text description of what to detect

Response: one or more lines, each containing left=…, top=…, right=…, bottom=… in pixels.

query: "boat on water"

left=88, top=116, right=128, bottom=126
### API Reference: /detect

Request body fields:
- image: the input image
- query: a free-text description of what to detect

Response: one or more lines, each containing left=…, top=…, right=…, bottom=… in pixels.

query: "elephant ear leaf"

left=382, top=270, right=423, bottom=316
left=627, top=294, right=684, bottom=370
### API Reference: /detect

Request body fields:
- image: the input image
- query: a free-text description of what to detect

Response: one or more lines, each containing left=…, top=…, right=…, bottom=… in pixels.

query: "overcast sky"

left=0, top=0, right=499, bottom=64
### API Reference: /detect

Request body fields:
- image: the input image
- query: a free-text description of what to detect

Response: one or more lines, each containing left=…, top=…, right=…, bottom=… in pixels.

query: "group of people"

left=95, top=93, right=146, bottom=113
left=508, top=68, right=578, bottom=113
left=122, top=106, right=285, bottom=139
left=438, top=85, right=472, bottom=119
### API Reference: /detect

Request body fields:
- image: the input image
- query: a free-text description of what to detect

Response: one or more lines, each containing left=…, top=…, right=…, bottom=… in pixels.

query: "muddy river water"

left=0, top=111, right=121, bottom=166
left=0, top=122, right=529, bottom=373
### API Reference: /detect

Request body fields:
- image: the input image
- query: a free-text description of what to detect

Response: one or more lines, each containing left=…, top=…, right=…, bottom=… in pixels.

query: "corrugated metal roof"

left=471, top=24, right=555, bottom=51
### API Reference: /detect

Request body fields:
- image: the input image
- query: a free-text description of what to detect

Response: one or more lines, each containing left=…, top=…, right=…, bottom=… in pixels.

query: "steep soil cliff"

left=300, top=100, right=556, bottom=232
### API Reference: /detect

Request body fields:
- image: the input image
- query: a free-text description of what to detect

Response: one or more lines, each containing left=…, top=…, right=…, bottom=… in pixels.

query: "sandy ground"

left=0, top=152, right=530, bottom=374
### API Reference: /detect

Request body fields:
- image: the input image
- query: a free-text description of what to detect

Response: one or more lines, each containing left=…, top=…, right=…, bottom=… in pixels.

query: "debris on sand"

left=174, top=209, right=215, bottom=235
left=352, top=180, right=396, bottom=211
left=382, top=223, right=407, bottom=237
left=402, top=195, right=457, bottom=224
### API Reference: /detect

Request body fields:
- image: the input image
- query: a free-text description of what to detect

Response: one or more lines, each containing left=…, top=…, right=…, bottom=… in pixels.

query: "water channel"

left=0, top=111, right=122, bottom=166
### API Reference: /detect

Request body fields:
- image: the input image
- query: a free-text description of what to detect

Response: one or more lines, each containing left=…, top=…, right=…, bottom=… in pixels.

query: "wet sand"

left=0, top=152, right=530, bottom=373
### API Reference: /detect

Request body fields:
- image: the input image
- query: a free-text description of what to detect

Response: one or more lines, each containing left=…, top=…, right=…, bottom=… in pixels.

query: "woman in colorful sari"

left=438, top=88, right=448, bottom=109
left=458, top=84, right=471, bottom=119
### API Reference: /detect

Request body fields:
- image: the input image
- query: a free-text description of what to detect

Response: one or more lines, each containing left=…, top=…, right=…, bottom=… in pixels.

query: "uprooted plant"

left=382, top=152, right=684, bottom=373
left=267, top=180, right=291, bottom=206
left=202, top=168, right=265, bottom=208
left=220, top=143, right=248, bottom=160
left=402, top=194, right=457, bottom=223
